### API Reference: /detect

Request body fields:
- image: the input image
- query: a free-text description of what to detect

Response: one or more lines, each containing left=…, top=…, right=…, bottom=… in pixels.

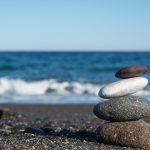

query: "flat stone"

left=115, top=65, right=148, bottom=79
left=93, top=95, right=150, bottom=121
left=96, top=120, right=150, bottom=148
left=99, top=77, right=148, bottom=99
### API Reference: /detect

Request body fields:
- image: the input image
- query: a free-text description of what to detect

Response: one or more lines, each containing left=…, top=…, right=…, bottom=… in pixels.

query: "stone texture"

left=115, top=65, right=148, bottom=79
left=0, top=109, right=12, bottom=119
left=96, top=120, right=150, bottom=148
left=99, top=77, right=148, bottom=99
left=93, top=95, right=150, bottom=122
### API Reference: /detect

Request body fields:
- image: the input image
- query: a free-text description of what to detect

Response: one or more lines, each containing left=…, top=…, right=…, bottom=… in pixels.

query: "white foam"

left=0, top=77, right=150, bottom=104
left=0, top=77, right=100, bottom=96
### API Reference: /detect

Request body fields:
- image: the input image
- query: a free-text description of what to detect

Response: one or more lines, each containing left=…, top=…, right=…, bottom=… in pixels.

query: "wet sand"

left=0, top=104, right=146, bottom=150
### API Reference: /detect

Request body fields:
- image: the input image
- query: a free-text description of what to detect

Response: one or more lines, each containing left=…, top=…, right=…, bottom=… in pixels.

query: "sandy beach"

left=0, top=104, right=146, bottom=150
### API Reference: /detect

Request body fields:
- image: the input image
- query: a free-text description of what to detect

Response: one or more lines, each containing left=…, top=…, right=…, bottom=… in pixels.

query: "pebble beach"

left=0, top=0, right=149, bottom=148
left=0, top=104, right=149, bottom=150
left=0, top=53, right=150, bottom=149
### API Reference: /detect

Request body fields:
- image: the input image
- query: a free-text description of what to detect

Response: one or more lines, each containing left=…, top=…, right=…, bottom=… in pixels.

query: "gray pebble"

left=93, top=95, right=150, bottom=121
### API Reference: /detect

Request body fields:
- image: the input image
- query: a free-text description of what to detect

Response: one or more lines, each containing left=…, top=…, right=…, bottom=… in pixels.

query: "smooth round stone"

left=93, top=95, right=150, bottom=121
left=115, top=65, right=148, bottom=79
left=96, top=120, right=150, bottom=148
left=99, top=77, right=148, bottom=99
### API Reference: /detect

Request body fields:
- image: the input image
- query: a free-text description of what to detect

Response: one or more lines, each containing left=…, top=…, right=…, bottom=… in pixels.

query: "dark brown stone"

left=96, top=120, right=150, bottom=148
left=115, top=65, right=148, bottom=79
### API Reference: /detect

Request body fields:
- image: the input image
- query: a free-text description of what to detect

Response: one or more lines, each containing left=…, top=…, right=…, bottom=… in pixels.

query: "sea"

left=0, top=51, right=149, bottom=104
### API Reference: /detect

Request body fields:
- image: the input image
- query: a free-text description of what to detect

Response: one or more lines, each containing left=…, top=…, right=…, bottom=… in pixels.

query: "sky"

left=0, top=0, right=150, bottom=51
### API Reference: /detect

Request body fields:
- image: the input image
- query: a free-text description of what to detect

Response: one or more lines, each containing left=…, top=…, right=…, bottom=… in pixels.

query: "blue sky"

left=0, top=0, right=150, bottom=51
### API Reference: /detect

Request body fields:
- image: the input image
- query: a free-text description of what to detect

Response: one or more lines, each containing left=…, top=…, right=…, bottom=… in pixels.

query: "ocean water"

left=0, top=51, right=149, bottom=104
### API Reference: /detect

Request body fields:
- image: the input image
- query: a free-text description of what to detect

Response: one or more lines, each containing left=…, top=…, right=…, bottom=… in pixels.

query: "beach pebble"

left=93, top=95, right=150, bottom=121
left=115, top=65, right=148, bottom=79
left=99, top=77, right=148, bottom=99
left=96, top=120, right=150, bottom=148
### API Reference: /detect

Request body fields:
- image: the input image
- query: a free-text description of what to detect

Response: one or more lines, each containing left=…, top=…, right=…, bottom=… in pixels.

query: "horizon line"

left=0, top=49, right=150, bottom=52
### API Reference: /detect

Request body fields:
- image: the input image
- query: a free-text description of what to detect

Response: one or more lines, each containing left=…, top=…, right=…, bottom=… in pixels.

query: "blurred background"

left=0, top=0, right=149, bottom=104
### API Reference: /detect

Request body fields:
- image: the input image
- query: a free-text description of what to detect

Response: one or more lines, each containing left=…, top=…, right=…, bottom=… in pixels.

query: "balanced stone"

left=93, top=95, right=150, bottom=121
left=96, top=120, right=150, bottom=148
left=115, top=65, right=148, bottom=79
left=99, top=77, right=148, bottom=99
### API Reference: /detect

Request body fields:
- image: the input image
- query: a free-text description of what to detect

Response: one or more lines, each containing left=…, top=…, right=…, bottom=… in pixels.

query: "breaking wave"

left=0, top=78, right=100, bottom=96
left=0, top=77, right=149, bottom=96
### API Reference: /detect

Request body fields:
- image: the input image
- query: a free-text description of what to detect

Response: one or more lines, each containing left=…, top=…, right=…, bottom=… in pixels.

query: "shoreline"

left=0, top=104, right=146, bottom=149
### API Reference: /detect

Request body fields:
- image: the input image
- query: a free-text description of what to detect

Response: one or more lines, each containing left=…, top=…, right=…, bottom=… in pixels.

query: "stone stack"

left=93, top=65, right=150, bottom=148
